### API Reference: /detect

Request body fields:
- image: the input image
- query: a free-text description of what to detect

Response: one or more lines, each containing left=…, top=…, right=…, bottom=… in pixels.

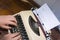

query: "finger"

left=8, top=15, right=17, bottom=24
left=10, top=18, right=17, bottom=24
left=10, top=20, right=17, bottom=24
left=0, top=25, right=11, bottom=29
left=13, top=35, right=21, bottom=40
left=7, top=21, right=17, bottom=27
left=5, top=33, right=20, bottom=38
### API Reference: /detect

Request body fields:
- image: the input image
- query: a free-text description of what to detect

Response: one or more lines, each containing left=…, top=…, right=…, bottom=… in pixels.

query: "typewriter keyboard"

left=10, top=15, right=29, bottom=40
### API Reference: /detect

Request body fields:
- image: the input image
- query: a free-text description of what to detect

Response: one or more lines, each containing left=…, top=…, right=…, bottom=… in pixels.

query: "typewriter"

left=8, top=4, right=60, bottom=40
left=9, top=10, right=46, bottom=40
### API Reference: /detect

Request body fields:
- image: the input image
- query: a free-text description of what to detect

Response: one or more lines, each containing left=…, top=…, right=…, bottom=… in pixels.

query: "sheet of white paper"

left=33, top=3, right=60, bottom=31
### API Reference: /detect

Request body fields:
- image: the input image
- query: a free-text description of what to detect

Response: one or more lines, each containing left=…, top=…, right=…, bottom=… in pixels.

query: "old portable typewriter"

left=8, top=4, right=60, bottom=40
left=9, top=10, right=46, bottom=40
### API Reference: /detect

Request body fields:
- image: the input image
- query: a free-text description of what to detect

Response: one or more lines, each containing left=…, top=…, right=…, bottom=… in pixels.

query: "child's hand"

left=0, top=15, right=17, bottom=29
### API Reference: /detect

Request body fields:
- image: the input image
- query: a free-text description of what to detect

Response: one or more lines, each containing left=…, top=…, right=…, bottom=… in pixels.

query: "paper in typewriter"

left=33, top=3, right=60, bottom=31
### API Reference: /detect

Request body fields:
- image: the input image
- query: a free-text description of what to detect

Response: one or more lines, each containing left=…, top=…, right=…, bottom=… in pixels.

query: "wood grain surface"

left=0, top=0, right=39, bottom=15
